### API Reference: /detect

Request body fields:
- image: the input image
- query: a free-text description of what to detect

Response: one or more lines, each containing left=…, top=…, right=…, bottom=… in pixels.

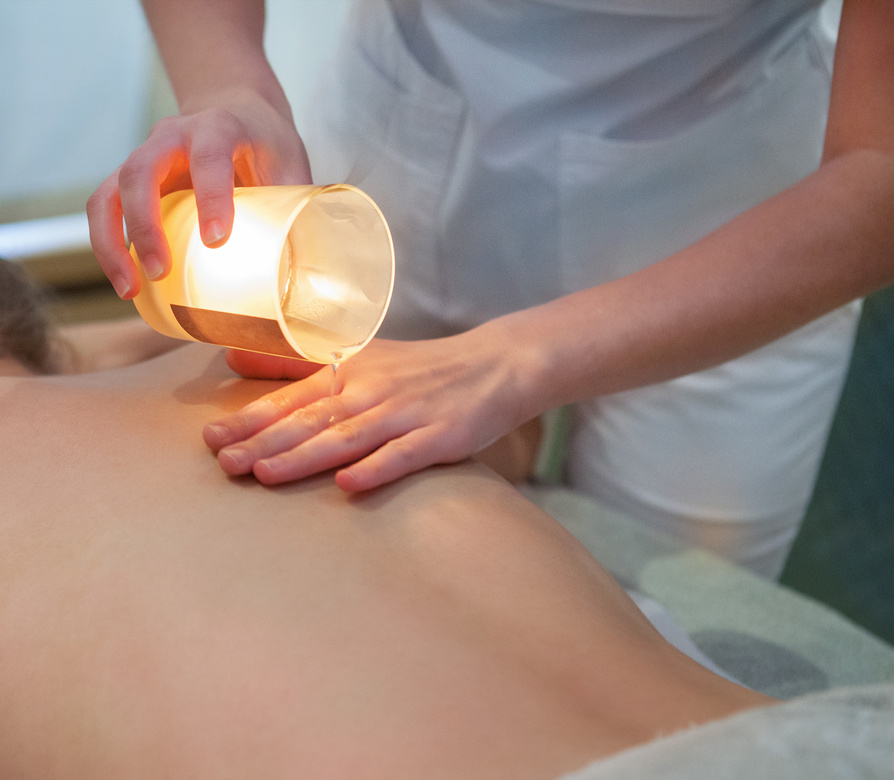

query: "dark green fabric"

left=781, top=287, right=894, bottom=646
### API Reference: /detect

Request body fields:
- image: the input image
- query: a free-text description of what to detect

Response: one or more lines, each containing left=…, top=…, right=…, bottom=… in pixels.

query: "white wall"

left=0, top=1, right=153, bottom=206
left=0, top=0, right=350, bottom=223
left=266, top=0, right=351, bottom=136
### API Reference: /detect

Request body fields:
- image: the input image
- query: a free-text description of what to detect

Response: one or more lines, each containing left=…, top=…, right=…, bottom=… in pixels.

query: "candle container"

left=131, top=184, right=394, bottom=364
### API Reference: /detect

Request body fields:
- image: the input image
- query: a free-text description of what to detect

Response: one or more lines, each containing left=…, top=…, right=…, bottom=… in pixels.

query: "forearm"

left=500, top=149, right=894, bottom=413
left=210, top=149, right=894, bottom=495
left=141, top=0, right=291, bottom=117
left=500, top=0, right=894, bottom=416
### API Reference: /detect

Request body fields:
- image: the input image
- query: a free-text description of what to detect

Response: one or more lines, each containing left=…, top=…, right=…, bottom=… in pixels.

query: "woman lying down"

left=0, top=260, right=889, bottom=779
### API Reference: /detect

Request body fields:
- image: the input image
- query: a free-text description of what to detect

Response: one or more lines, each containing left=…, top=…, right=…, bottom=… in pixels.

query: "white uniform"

left=305, top=0, right=859, bottom=577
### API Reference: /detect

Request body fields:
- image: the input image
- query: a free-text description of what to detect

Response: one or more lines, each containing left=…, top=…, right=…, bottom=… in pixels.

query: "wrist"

left=179, top=78, right=293, bottom=123
left=474, top=310, right=564, bottom=425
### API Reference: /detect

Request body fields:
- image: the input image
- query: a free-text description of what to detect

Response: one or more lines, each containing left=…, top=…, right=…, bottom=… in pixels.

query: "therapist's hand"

left=86, top=90, right=312, bottom=300
left=203, top=323, right=545, bottom=492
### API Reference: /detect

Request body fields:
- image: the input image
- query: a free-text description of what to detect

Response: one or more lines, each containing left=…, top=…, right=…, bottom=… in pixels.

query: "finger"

left=86, top=174, right=140, bottom=299
left=225, top=349, right=324, bottom=380
left=334, top=427, right=447, bottom=493
left=116, top=141, right=180, bottom=283
left=233, top=150, right=262, bottom=189
left=218, top=394, right=348, bottom=477
left=187, top=113, right=241, bottom=248
left=252, top=406, right=417, bottom=486
left=203, top=373, right=331, bottom=450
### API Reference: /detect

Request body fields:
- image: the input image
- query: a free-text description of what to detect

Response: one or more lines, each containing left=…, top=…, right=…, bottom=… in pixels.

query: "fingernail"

left=204, top=219, right=227, bottom=246
left=142, top=254, right=164, bottom=280
left=254, top=458, right=281, bottom=481
left=110, top=273, right=132, bottom=299
left=204, top=423, right=230, bottom=445
left=219, top=447, right=247, bottom=470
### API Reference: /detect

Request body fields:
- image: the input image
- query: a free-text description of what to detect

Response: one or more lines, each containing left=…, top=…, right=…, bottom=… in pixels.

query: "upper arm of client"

left=57, top=317, right=182, bottom=373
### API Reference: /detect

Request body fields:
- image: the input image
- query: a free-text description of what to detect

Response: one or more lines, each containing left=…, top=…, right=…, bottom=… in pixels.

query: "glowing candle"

left=131, top=184, right=394, bottom=364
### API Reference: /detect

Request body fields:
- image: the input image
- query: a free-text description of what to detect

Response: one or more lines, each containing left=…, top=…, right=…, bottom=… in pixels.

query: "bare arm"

left=140, top=0, right=279, bottom=114
left=508, top=153, right=894, bottom=408
left=57, top=318, right=183, bottom=374
left=510, top=0, right=894, bottom=408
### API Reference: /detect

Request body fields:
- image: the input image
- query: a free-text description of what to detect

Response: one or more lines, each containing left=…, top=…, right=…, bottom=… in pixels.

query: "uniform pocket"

left=557, top=27, right=830, bottom=294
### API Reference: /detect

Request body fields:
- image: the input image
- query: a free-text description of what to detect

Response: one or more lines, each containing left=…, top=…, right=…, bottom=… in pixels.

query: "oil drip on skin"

left=329, top=352, right=343, bottom=425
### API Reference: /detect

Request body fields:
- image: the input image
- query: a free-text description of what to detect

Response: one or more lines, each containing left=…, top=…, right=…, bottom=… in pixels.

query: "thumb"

left=225, top=348, right=323, bottom=380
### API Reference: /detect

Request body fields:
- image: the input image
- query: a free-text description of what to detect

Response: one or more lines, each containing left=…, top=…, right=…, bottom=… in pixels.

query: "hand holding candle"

left=131, top=185, right=394, bottom=364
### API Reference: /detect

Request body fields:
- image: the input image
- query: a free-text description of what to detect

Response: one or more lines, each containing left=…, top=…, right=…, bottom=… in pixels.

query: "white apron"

left=304, top=0, right=859, bottom=577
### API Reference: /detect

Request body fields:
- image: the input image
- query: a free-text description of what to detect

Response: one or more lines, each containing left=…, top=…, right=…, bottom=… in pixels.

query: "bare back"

left=0, top=345, right=772, bottom=779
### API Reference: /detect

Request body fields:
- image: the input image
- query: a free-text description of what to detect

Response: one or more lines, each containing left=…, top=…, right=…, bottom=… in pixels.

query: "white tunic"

left=305, top=0, right=859, bottom=577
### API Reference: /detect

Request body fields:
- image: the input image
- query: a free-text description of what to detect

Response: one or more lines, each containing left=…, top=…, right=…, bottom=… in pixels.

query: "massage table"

left=523, top=484, right=894, bottom=777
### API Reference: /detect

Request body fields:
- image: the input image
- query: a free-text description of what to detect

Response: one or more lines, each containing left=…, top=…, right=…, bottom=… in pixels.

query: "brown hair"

left=0, top=258, right=60, bottom=374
